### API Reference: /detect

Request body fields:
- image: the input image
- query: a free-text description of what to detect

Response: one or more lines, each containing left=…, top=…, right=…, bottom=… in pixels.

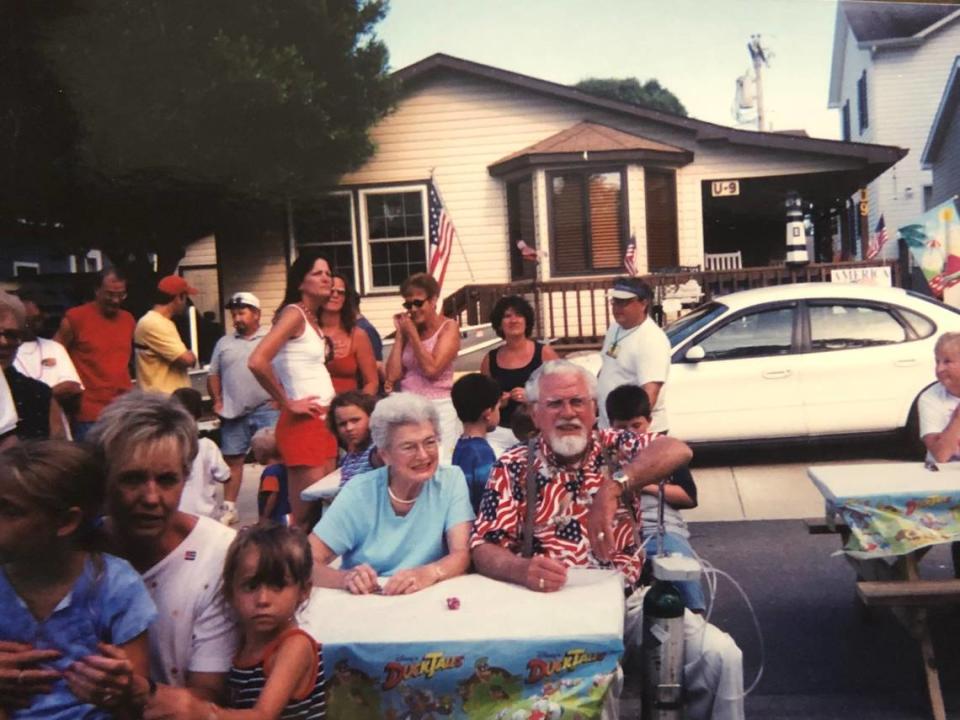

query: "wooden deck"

left=441, top=260, right=902, bottom=350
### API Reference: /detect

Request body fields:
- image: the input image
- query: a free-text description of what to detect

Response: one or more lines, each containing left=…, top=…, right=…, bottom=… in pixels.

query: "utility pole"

left=747, top=35, right=769, bottom=132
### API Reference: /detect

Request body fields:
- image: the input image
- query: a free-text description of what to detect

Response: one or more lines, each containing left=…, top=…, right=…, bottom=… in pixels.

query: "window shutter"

left=551, top=175, right=587, bottom=274
left=589, top=173, right=622, bottom=270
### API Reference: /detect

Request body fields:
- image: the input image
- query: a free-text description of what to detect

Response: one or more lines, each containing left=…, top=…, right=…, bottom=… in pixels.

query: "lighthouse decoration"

left=785, top=191, right=808, bottom=267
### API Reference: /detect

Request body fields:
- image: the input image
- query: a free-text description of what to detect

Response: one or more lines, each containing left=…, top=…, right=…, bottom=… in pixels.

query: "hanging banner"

left=901, top=196, right=960, bottom=297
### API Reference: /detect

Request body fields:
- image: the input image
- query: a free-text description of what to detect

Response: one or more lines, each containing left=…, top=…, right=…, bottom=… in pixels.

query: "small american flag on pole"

left=428, top=180, right=456, bottom=291
left=624, top=237, right=638, bottom=276
left=865, top=215, right=888, bottom=260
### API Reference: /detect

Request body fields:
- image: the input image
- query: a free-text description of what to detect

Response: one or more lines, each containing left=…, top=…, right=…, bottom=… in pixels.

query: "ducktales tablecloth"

left=808, top=462, right=960, bottom=559
left=300, top=568, right=624, bottom=719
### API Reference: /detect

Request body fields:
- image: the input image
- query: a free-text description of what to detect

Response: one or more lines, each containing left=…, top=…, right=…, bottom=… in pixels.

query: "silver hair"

left=87, top=390, right=199, bottom=474
left=369, top=392, right=440, bottom=451
left=524, top=359, right=598, bottom=403
left=0, top=291, right=26, bottom=328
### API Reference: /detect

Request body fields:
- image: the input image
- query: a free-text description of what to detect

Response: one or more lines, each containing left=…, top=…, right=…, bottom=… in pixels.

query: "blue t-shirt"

left=0, top=553, right=157, bottom=719
left=314, top=464, right=474, bottom=575
left=452, top=436, right=496, bottom=514
left=258, top=463, right=291, bottom=525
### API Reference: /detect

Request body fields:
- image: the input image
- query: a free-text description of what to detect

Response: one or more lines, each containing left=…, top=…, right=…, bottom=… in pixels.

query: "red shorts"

left=275, top=408, right=337, bottom=467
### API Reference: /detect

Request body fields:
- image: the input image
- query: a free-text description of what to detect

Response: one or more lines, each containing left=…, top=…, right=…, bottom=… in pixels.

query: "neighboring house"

left=828, top=0, right=960, bottom=254
left=0, top=234, right=102, bottom=280
left=217, top=53, right=904, bottom=335
left=922, top=55, right=960, bottom=206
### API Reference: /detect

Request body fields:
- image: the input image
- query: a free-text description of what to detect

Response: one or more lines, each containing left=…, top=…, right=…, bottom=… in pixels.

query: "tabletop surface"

left=808, top=462, right=960, bottom=501
left=300, top=568, right=625, bottom=645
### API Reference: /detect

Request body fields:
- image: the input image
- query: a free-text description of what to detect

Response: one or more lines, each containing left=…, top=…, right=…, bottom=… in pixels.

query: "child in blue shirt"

left=0, top=440, right=156, bottom=719
left=451, top=373, right=501, bottom=514
left=251, top=428, right=291, bottom=526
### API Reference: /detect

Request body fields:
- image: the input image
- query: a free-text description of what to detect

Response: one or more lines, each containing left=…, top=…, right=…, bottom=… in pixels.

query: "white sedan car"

left=574, top=283, right=960, bottom=446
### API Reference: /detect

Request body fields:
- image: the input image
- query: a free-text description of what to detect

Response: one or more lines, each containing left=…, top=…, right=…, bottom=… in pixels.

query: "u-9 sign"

left=711, top=180, right=740, bottom=197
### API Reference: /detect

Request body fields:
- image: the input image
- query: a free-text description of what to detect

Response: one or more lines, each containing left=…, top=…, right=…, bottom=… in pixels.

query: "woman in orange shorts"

left=249, top=251, right=338, bottom=528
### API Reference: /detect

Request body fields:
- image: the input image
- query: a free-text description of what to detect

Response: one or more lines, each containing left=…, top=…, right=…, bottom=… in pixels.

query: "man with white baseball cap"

left=207, top=291, right=277, bottom=524
left=597, top=276, right=671, bottom=432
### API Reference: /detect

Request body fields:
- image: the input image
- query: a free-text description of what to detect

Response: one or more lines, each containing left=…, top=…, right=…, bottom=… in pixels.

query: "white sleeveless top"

left=272, top=305, right=335, bottom=405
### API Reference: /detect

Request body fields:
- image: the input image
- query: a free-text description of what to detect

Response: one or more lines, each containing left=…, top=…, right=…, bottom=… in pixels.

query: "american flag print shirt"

left=471, top=429, right=655, bottom=587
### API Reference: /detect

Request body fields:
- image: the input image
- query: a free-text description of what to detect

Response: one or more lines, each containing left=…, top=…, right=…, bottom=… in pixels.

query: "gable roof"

left=828, top=2, right=960, bottom=107
left=395, top=53, right=905, bottom=172
left=845, top=0, right=958, bottom=43
left=922, top=55, right=960, bottom=168
left=488, top=121, right=693, bottom=177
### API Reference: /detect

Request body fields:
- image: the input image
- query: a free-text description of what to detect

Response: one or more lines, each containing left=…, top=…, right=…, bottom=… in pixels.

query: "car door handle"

left=762, top=370, right=792, bottom=379
left=893, top=359, right=917, bottom=367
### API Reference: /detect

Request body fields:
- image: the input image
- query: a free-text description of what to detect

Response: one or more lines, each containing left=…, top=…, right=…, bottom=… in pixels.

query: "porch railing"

left=441, top=259, right=902, bottom=350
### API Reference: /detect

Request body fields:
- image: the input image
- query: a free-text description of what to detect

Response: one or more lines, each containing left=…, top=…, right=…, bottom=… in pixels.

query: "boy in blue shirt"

left=251, top=427, right=291, bottom=526
left=451, top=373, right=501, bottom=514
left=607, top=383, right=706, bottom=612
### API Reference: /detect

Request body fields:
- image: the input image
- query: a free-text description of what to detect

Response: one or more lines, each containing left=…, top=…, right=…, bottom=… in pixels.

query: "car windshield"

left=665, top=302, right=728, bottom=347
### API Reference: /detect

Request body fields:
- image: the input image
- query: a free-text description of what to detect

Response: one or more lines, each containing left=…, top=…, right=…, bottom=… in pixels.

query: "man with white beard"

left=471, top=360, right=744, bottom=720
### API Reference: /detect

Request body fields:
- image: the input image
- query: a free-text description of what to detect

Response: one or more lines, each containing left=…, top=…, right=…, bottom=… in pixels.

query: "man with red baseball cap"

left=133, top=274, right=198, bottom=393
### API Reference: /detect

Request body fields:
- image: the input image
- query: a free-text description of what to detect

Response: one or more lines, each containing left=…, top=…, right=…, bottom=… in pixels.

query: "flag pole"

left=429, top=169, right=476, bottom=284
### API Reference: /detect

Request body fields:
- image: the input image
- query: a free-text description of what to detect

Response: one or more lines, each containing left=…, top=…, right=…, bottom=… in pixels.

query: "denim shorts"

left=219, top=406, right=280, bottom=456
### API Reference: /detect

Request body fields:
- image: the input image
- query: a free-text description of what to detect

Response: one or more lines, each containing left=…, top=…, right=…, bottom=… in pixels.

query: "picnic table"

left=807, top=462, right=960, bottom=720
left=299, top=568, right=625, bottom=719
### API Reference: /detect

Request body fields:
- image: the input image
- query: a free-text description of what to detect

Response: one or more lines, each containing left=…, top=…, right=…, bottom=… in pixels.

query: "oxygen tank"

left=642, top=578, right=685, bottom=720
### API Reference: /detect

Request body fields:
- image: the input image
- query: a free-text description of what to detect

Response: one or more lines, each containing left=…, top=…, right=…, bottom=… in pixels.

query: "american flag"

left=428, top=180, right=456, bottom=291
left=865, top=215, right=888, bottom=260
left=624, top=237, right=638, bottom=276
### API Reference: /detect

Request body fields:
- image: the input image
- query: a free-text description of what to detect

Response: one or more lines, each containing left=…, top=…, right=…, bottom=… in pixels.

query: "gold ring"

left=539, top=577, right=544, bottom=590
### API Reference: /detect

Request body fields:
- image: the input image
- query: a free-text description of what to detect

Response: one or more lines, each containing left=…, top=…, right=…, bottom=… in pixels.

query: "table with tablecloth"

left=299, top=568, right=625, bottom=719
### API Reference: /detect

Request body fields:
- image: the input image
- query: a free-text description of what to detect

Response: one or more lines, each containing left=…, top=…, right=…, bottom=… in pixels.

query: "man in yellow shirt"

left=134, top=275, right=198, bottom=393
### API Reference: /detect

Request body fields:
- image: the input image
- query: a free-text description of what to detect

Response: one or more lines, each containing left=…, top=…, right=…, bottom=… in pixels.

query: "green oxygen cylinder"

left=642, top=578, right=685, bottom=720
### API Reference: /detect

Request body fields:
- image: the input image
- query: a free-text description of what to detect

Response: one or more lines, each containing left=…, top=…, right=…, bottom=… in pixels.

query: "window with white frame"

left=13, top=262, right=40, bottom=277
left=292, top=193, right=358, bottom=286
left=360, top=186, right=428, bottom=290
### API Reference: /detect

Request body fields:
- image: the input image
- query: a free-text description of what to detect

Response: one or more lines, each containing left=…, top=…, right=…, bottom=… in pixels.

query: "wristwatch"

left=610, top=469, right=630, bottom=491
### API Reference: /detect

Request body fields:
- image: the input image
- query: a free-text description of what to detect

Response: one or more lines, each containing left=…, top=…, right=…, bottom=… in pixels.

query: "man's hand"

left=0, top=641, right=61, bottom=710
left=524, top=556, right=567, bottom=593
left=212, top=399, right=224, bottom=416
left=586, top=479, right=622, bottom=562
left=143, top=685, right=204, bottom=720
left=342, top=564, right=380, bottom=595
left=65, top=643, right=135, bottom=709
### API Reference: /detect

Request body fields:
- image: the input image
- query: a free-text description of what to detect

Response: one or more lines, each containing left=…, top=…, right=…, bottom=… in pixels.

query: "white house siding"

left=326, top=72, right=873, bottom=336
left=215, top=231, right=288, bottom=327
left=179, top=235, right=217, bottom=266
left=834, top=19, right=960, bottom=256
left=931, top=106, right=960, bottom=205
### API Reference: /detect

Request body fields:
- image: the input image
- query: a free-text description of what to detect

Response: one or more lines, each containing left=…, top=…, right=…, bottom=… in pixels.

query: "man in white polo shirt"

left=597, top=276, right=672, bottom=432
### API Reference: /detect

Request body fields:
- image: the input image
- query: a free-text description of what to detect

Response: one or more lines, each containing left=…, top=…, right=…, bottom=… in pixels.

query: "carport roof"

left=395, top=53, right=907, bottom=180
left=488, top=121, right=693, bottom=177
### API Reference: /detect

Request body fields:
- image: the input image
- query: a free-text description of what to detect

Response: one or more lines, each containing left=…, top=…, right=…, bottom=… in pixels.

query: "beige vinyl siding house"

left=216, top=54, right=904, bottom=337
left=922, top=56, right=960, bottom=206
left=828, top=2, right=960, bottom=252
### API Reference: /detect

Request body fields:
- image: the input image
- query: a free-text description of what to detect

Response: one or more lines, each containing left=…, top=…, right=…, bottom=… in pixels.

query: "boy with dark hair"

left=451, top=373, right=501, bottom=513
left=606, top=383, right=706, bottom=612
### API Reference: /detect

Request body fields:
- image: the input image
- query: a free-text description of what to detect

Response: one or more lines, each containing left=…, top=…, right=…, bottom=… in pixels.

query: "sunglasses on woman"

left=402, top=299, right=427, bottom=310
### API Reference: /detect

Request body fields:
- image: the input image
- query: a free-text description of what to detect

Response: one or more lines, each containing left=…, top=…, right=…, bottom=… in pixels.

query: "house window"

left=923, top=185, right=934, bottom=212
left=548, top=169, right=625, bottom=276
left=293, top=193, right=357, bottom=286
left=360, top=186, right=428, bottom=290
left=841, top=101, right=851, bottom=141
left=13, top=262, right=40, bottom=277
left=857, top=71, right=869, bottom=133
left=507, top=177, right=536, bottom=281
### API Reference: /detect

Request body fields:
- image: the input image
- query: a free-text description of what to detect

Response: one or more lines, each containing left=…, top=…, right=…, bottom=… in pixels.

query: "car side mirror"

left=684, top=345, right=706, bottom=362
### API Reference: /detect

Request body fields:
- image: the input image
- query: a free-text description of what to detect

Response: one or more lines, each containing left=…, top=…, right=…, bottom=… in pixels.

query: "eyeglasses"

left=402, top=299, right=428, bottom=310
left=100, top=291, right=128, bottom=301
left=0, top=330, right=23, bottom=344
left=542, top=396, right=590, bottom=411
left=329, top=289, right=346, bottom=297
left=393, top=437, right=439, bottom=455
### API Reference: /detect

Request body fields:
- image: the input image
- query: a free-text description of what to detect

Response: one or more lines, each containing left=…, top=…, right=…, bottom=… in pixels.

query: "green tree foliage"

left=574, top=77, right=687, bottom=117
left=3, top=0, right=396, bottom=267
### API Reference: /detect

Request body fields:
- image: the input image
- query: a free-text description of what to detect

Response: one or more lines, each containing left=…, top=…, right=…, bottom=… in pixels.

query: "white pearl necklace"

left=387, top=484, right=419, bottom=505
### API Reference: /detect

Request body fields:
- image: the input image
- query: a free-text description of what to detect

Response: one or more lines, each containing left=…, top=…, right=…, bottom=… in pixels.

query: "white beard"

left=548, top=432, right=588, bottom=458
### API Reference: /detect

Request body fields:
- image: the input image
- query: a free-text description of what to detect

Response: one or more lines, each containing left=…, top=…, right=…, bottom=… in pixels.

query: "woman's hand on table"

left=382, top=567, right=432, bottom=595
left=524, top=556, right=567, bottom=593
left=0, top=641, right=61, bottom=710
left=342, top=564, right=380, bottom=595
left=286, top=396, right=327, bottom=420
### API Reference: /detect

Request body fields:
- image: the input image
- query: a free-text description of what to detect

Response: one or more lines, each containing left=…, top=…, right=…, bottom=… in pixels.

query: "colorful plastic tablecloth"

left=807, top=462, right=960, bottom=559
left=299, top=568, right=625, bottom=719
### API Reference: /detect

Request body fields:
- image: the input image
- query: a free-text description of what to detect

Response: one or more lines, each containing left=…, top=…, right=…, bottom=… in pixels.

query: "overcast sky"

left=379, top=0, right=842, bottom=139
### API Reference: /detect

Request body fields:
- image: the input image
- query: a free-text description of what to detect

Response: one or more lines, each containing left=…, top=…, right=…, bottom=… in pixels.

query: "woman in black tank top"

left=480, top=295, right=559, bottom=455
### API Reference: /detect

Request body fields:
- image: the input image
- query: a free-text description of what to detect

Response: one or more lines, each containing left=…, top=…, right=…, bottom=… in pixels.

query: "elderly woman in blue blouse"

left=309, top=392, right=474, bottom=595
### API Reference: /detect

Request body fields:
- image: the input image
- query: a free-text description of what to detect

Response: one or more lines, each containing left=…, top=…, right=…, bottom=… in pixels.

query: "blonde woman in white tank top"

left=249, top=253, right=338, bottom=528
